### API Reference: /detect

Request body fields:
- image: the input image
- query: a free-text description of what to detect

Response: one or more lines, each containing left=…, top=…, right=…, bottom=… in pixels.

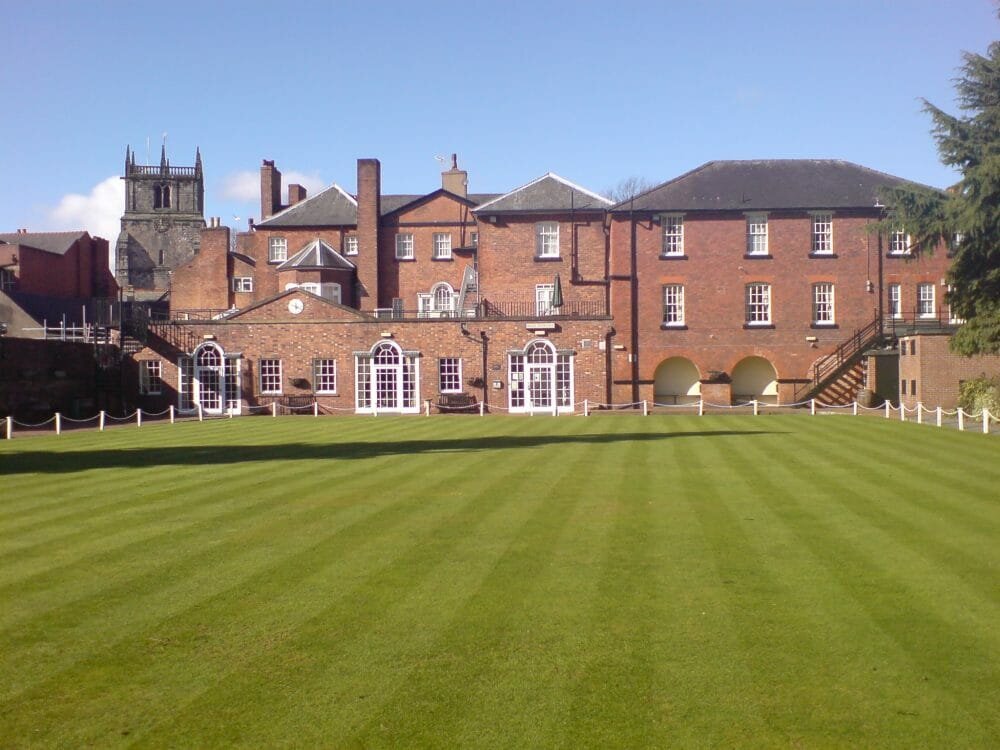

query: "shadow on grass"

left=4, top=430, right=781, bottom=475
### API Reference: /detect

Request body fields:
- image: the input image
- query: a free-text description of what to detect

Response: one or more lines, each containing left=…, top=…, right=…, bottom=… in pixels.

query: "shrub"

left=958, top=374, right=1000, bottom=414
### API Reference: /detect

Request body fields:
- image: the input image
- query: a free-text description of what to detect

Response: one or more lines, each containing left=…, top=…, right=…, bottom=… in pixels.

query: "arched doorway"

left=355, top=341, right=420, bottom=413
left=731, top=356, right=778, bottom=404
left=653, top=357, right=701, bottom=405
left=508, top=339, right=574, bottom=413
left=184, top=342, right=241, bottom=415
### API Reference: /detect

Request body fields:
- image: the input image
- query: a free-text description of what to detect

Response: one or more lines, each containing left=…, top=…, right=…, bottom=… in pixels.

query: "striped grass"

left=1, top=414, right=998, bottom=748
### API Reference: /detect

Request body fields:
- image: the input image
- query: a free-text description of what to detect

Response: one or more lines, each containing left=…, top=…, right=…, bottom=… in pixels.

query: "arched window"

left=418, top=282, right=456, bottom=317
left=162, top=184, right=170, bottom=208
left=508, top=339, right=573, bottom=413
left=355, top=340, right=419, bottom=413
left=186, top=342, right=241, bottom=415
left=153, top=185, right=162, bottom=209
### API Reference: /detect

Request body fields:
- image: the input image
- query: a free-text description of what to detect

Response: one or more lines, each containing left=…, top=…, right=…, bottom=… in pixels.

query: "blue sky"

left=1, top=0, right=996, bottom=245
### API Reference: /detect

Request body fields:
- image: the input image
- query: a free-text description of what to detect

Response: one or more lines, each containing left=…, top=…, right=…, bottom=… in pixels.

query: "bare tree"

left=604, top=176, right=655, bottom=204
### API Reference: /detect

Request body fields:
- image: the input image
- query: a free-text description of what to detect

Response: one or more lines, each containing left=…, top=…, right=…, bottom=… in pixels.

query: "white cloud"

left=220, top=170, right=259, bottom=202
left=46, top=176, right=124, bottom=243
left=220, top=169, right=327, bottom=205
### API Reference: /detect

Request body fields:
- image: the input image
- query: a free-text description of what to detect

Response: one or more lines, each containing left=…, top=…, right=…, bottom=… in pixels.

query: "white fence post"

left=917, top=403, right=923, bottom=425
left=271, top=402, right=277, bottom=418
left=810, top=398, right=816, bottom=415
left=753, top=399, right=759, bottom=416
left=313, top=401, right=319, bottom=417
left=479, top=401, right=484, bottom=417
left=99, top=411, right=105, bottom=431
left=853, top=401, right=858, bottom=416
left=984, top=409, right=990, bottom=434
left=136, top=409, right=142, bottom=428
left=642, top=400, right=648, bottom=416
left=5, top=416, right=11, bottom=440
left=198, top=403, right=203, bottom=422
left=885, top=401, right=890, bottom=419
left=698, top=399, right=704, bottom=416
left=584, top=399, right=589, bottom=417
left=55, top=413, right=61, bottom=435
left=424, top=400, right=430, bottom=417
left=900, top=404, right=906, bottom=422
left=936, top=406, right=942, bottom=427
left=958, top=408, right=965, bottom=431
left=169, top=405, right=175, bottom=424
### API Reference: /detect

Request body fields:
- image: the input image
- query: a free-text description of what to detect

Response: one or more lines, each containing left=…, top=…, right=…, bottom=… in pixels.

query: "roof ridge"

left=258, top=183, right=355, bottom=225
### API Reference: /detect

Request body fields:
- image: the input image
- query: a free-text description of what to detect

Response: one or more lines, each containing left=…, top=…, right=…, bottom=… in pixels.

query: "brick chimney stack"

left=287, top=183, right=308, bottom=206
left=356, top=159, right=381, bottom=310
left=260, top=160, right=283, bottom=220
left=441, top=153, right=467, bottom=198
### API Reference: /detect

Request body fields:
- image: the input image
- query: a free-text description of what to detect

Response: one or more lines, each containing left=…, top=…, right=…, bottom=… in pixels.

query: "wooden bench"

left=436, top=392, right=479, bottom=413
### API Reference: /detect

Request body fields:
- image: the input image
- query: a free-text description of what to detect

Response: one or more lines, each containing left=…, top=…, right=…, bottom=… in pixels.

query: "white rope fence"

left=2, top=397, right=997, bottom=439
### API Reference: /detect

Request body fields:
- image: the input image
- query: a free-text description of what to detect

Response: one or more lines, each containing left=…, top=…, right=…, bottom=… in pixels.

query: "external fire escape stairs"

left=455, top=264, right=479, bottom=317
left=796, top=314, right=886, bottom=405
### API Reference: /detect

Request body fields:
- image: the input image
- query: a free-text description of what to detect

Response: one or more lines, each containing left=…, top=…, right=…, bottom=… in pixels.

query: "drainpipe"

left=629, top=205, right=640, bottom=404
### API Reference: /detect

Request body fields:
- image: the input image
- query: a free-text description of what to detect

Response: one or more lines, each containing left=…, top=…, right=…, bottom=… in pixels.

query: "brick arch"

left=653, top=357, right=702, bottom=405
left=731, top=356, right=779, bottom=404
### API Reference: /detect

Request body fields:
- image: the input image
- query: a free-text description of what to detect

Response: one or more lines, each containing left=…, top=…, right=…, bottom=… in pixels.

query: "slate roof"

left=474, top=173, right=612, bottom=214
left=612, top=160, right=930, bottom=213
left=258, top=185, right=501, bottom=229
left=256, top=184, right=358, bottom=228
left=0, top=231, right=90, bottom=255
left=276, top=239, right=356, bottom=271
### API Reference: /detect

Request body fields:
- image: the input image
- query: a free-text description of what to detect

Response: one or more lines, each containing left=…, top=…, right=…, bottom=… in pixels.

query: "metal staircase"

left=455, top=264, right=479, bottom=317
left=796, top=315, right=885, bottom=403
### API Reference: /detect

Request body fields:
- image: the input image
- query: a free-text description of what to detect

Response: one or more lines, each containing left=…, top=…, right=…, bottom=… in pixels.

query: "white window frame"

left=354, top=341, right=420, bottom=414
left=535, top=283, right=555, bottom=316
left=661, top=215, right=684, bottom=257
left=889, top=230, right=911, bottom=256
left=260, top=358, right=282, bottom=394
left=439, top=357, right=462, bottom=393
left=811, top=212, right=833, bottom=254
left=418, top=282, right=456, bottom=318
left=313, top=358, right=337, bottom=394
left=746, top=214, right=769, bottom=256
left=812, top=282, right=835, bottom=325
left=662, top=284, right=685, bottom=326
left=433, top=233, right=452, bottom=260
left=0, top=269, right=14, bottom=291
left=888, top=283, right=902, bottom=319
left=536, top=222, right=559, bottom=258
left=395, top=233, right=414, bottom=260
left=745, top=283, right=772, bottom=325
left=139, top=360, right=162, bottom=395
left=917, top=282, right=936, bottom=319
left=232, top=277, right=253, bottom=293
left=268, top=236, right=287, bottom=263
left=285, top=281, right=341, bottom=304
left=344, top=236, right=358, bottom=256
left=507, top=339, right=574, bottom=414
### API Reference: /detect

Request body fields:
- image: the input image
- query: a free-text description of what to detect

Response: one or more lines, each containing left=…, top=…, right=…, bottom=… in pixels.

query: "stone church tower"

left=115, top=145, right=206, bottom=298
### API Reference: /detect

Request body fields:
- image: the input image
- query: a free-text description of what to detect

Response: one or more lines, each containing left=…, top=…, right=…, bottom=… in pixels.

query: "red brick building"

left=128, top=157, right=969, bottom=416
left=0, top=230, right=116, bottom=338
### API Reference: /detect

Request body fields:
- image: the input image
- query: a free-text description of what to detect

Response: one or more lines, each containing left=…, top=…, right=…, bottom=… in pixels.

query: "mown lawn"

left=1, top=414, right=998, bottom=748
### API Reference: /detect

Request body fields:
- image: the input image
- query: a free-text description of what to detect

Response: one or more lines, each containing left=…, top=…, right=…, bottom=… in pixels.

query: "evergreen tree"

left=882, top=40, right=1000, bottom=355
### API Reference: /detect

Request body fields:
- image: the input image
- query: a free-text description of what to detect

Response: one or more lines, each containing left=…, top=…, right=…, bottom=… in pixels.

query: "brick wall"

left=135, top=291, right=611, bottom=414
left=171, top=225, right=231, bottom=312
left=477, top=213, right=607, bottom=310
left=608, top=211, right=953, bottom=405
left=378, top=192, right=478, bottom=310
left=0, top=338, right=102, bottom=419
left=899, top=332, right=1000, bottom=409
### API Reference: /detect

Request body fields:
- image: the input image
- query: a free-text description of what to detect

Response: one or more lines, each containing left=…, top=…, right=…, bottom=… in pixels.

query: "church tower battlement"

left=116, top=144, right=206, bottom=297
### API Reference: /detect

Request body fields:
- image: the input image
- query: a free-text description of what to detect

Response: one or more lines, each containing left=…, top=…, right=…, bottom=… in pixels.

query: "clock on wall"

left=287, top=298, right=304, bottom=315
